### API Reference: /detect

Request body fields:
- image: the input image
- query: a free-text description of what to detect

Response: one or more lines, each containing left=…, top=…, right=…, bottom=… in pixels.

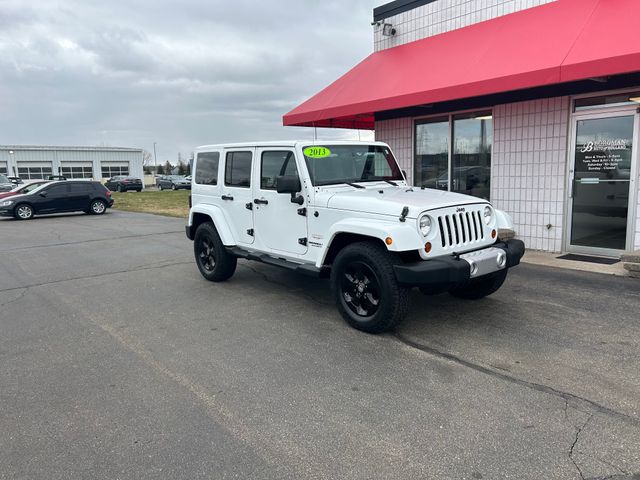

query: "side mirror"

left=39, top=191, right=48, bottom=197
left=276, top=176, right=304, bottom=205
left=276, top=175, right=301, bottom=194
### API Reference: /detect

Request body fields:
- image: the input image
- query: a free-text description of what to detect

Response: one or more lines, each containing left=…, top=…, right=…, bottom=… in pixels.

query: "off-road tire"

left=449, top=269, right=508, bottom=300
left=330, top=241, right=410, bottom=334
left=194, top=222, right=237, bottom=282
left=14, top=203, right=34, bottom=220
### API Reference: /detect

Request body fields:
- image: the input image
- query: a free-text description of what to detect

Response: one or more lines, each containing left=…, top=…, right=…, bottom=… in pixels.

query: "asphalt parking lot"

left=1, top=211, right=639, bottom=480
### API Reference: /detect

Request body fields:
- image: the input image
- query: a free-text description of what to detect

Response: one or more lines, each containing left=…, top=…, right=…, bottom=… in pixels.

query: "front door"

left=253, top=148, right=308, bottom=256
left=36, top=183, right=70, bottom=213
left=568, top=112, right=637, bottom=255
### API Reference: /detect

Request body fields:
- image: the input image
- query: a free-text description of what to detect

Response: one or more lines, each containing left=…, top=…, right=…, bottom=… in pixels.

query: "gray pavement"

left=0, top=211, right=639, bottom=480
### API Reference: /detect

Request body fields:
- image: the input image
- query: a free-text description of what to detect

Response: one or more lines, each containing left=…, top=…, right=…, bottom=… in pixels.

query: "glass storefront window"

left=574, top=91, right=640, bottom=111
left=452, top=111, right=492, bottom=200
left=414, top=111, right=492, bottom=200
left=414, top=117, right=449, bottom=190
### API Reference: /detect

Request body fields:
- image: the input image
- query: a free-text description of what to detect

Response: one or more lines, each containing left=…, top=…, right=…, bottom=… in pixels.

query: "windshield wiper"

left=345, top=182, right=365, bottom=189
left=384, top=180, right=398, bottom=186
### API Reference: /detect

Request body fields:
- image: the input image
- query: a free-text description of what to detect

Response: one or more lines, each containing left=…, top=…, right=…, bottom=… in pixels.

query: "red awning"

left=283, top=0, right=640, bottom=130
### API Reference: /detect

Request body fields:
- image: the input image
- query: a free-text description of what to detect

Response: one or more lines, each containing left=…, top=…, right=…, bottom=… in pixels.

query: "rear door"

left=253, top=148, right=308, bottom=255
left=222, top=149, right=255, bottom=245
left=67, top=182, right=92, bottom=210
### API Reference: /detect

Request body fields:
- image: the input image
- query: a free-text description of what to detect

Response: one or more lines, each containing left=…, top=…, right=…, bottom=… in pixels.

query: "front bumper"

left=394, top=239, right=525, bottom=289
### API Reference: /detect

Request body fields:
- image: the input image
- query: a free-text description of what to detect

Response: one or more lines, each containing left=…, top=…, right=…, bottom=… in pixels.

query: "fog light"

left=497, top=252, right=507, bottom=268
left=491, top=229, right=497, bottom=239
left=385, top=237, right=393, bottom=245
left=468, top=260, right=478, bottom=275
left=424, top=242, right=432, bottom=253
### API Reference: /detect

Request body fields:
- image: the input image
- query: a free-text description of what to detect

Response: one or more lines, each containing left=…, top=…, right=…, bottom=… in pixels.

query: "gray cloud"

left=0, top=0, right=378, bottom=162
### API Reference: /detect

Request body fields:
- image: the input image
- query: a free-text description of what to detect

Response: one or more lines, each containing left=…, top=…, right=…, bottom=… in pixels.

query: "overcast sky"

left=0, top=0, right=378, bottom=163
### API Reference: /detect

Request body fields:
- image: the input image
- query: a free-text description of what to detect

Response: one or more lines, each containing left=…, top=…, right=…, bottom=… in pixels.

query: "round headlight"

left=419, top=215, right=433, bottom=236
left=483, top=206, right=493, bottom=225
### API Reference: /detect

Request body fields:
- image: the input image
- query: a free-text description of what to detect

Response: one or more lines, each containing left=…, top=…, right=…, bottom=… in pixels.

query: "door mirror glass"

left=276, top=176, right=301, bottom=194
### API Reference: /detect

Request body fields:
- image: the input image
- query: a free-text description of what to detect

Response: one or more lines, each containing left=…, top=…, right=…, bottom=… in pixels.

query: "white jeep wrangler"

left=186, top=141, right=525, bottom=334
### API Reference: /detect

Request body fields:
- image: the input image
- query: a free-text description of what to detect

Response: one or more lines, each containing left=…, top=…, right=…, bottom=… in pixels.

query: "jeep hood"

left=318, top=185, right=489, bottom=218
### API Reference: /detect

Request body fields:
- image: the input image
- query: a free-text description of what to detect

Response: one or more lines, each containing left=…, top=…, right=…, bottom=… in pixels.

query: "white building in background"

left=0, top=145, right=144, bottom=182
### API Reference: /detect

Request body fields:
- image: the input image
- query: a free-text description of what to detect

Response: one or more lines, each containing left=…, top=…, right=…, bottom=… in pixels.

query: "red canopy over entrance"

left=283, top=0, right=640, bottom=130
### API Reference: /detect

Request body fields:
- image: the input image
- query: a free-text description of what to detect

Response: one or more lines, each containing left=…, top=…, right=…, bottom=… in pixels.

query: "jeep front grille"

left=437, top=210, right=485, bottom=249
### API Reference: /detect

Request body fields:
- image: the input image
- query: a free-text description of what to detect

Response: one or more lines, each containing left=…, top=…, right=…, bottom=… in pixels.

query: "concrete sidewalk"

left=522, top=250, right=630, bottom=276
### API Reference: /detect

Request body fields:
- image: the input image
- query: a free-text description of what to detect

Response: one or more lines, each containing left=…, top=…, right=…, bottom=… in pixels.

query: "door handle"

left=254, top=198, right=268, bottom=205
left=221, top=195, right=234, bottom=201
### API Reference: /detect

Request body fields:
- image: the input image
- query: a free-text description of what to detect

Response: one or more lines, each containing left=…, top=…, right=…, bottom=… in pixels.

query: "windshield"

left=302, top=145, right=403, bottom=187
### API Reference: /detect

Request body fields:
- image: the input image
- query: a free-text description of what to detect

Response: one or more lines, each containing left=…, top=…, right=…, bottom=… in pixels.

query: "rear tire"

left=158, top=184, right=163, bottom=191
left=14, top=203, right=34, bottom=220
left=330, top=241, right=410, bottom=334
left=171, top=184, right=177, bottom=190
left=449, top=269, right=508, bottom=300
left=194, top=222, right=237, bottom=282
left=89, top=199, right=107, bottom=215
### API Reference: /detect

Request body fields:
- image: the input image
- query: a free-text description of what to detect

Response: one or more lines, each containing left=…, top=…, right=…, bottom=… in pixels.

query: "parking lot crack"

left=0, top=287, right=29, bottom=307
left=569, top=414, right=592, bottom=480
left=393, top=334, right=639, bottom=427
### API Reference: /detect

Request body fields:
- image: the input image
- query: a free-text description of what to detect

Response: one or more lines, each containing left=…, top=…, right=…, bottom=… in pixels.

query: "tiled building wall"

left=374, top=0, right=556, bottom=51
left=375, top=118, right=413, bottom=176
left=491, top=98, right=570, bottom=252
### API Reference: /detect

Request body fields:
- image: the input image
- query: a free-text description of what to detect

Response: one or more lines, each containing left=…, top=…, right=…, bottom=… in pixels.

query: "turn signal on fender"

left=385, top=237, right=393, bottom=245
left=424, top=242, right=432, bottom=253
left=491, top=229, right=497, bottom=239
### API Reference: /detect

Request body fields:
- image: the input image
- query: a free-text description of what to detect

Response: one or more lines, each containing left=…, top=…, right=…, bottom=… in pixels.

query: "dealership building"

left=284, top=0, right=640, bottom=257
left=0, top=145, right=144, bottom=183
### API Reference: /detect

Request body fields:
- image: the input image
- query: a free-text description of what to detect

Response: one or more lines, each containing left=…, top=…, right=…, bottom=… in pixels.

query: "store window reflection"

left=414, top=118, right=449, bottom=189
left=414, top=111, right=492, bottom=200
left=452, top=112, right=492, bottom=200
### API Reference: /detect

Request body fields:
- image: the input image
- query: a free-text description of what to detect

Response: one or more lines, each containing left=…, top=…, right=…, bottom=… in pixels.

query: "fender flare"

left=316, top=218, right=423, bottom=268
left=188, top=204, right=236, bottom=245
left=495, top=208, right=515, bottom=231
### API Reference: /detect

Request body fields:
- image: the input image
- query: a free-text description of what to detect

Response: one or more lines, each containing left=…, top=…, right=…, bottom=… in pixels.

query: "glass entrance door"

left=569, top=114, right=636, bottom=253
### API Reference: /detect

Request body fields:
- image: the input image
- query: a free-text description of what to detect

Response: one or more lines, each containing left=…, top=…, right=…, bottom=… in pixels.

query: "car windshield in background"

left=0, top=175, right=10, bottom=183
left=302, top=145, right=403, bottom=186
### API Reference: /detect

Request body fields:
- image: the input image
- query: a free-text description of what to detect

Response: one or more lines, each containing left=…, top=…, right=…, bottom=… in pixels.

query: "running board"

left=226, top=247, right=322, bottom=277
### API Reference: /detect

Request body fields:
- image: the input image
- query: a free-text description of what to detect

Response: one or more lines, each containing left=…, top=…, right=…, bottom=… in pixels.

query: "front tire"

left=89, top=199, right=107, bottom=215
left=194, top=222, right=237, bottom=282
left=158, top=184, right=163, bottom=191
left=14, top=204, right=34, bottom=220
left=330, top=241, right=410, bottom=334
left=171, top=184, right=177, bottom=190
left=449, top=269, right=508, bottom=300
left=117, top=185, right=123, bottom=193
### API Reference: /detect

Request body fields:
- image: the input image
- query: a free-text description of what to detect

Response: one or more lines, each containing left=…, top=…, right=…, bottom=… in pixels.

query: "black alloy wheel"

left=340, top=261, right=381, bottom=318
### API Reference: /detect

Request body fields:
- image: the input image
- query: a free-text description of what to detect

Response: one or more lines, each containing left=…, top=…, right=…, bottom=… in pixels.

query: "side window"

left=261, top=151, right=298, bottom=190
left=224, top=151, right=252, bottom=188
left=69, top=183, right=93, bottom=193
left=195, top=152, right=220, bottom=185
left=44, top=184, right=68, bottom=196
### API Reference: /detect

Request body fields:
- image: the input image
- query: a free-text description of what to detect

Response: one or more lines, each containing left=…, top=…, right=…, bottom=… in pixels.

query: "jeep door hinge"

left=245, top=202, right=253, bottom=210
left=247, top=228, right=254, bottom=237
left=297, top=207, right=307, bottom=217
left=298, top=237, right=307, bottom=246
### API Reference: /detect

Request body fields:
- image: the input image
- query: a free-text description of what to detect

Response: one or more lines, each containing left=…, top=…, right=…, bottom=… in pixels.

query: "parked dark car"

left=0, top=174, right=13, bottom=193
left=105, top=176, right=143, bottom=192
left=0, top=181, right=49, bottom=200
left=156, top=175, right=191, bottom=190
left=0, top=181, right=114, bottom=220
left=47, top=175, right=67, bottom=181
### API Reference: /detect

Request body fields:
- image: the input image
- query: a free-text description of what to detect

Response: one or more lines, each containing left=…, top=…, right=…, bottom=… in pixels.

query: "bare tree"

left=142, top=150, right=154, bottom=167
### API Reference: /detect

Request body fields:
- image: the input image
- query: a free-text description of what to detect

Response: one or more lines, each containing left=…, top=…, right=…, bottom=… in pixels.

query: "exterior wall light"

left=382, top=23, right=396, bottom=36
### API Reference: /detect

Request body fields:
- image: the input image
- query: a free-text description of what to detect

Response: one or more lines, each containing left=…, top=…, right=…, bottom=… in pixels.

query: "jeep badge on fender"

left=185, top=141, right=525, bottom=334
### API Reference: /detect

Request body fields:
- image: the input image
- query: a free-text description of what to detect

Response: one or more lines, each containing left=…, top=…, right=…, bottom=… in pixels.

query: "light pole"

left=153, top=142, right=157, bottom=172
left=8, top=150, right=16, bottom=177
